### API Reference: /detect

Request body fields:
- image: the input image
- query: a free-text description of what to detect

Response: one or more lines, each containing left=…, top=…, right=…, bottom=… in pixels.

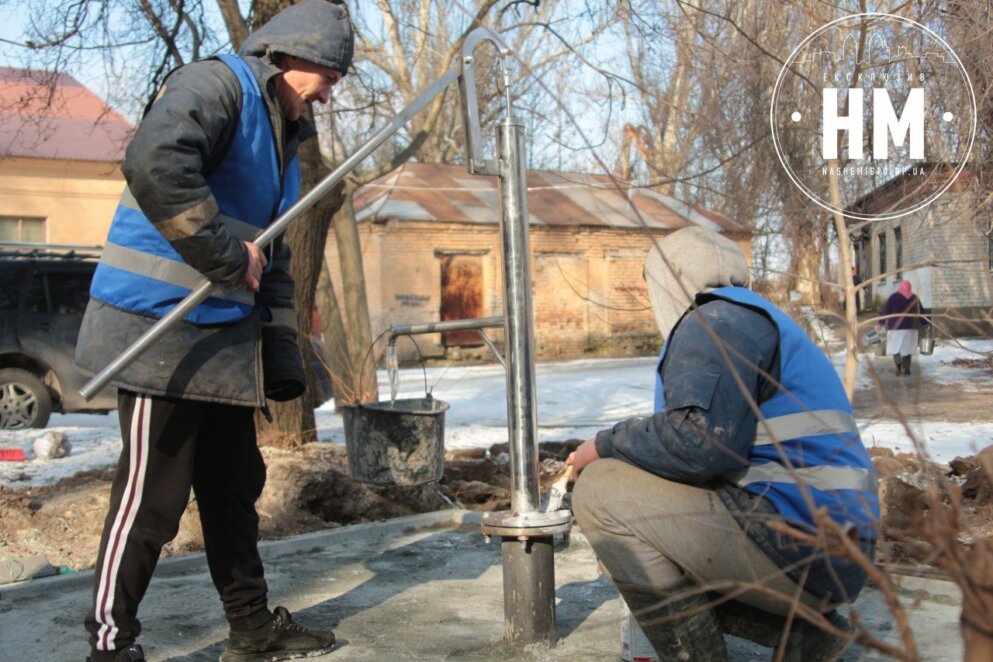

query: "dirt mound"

left=0, top=441, right=582, bottom=574
left=3, top=440, right=989, bottom=578
left=872, top=445, right=993, bottom=565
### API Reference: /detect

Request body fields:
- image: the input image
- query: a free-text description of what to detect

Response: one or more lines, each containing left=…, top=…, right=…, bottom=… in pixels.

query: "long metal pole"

left=498, top=117, right=540, bottom=515
left=80, top=68, right=460, bottom=401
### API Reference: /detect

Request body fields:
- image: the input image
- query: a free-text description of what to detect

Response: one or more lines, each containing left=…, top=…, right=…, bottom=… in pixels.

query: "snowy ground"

left=2, top=339, right=991, bottom=487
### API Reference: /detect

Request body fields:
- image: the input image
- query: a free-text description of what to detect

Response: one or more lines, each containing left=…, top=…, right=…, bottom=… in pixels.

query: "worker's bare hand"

left=242, top=241, right=267, bottom=292
left=565, top=437, right=600, bottom=482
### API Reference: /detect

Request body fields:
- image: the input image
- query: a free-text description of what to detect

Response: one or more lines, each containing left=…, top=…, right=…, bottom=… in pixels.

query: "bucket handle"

left=355, top=329, right=431, bottom=404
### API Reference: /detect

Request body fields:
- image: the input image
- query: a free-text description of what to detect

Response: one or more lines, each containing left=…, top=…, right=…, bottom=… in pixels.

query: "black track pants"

left=85, top=391, right=270, bottom=655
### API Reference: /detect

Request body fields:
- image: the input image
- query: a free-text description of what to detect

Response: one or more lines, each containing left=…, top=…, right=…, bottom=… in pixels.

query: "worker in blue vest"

left=568, top=227, right=879, bottom=661
left=74, top=3, right=353, bottom=661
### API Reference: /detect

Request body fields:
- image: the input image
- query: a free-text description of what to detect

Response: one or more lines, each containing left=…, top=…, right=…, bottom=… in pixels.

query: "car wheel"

left=0, top=368, right=53, bottom=429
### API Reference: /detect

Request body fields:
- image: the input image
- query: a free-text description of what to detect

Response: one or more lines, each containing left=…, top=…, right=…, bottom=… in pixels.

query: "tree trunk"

left=331, top=183, right=378, bottom=403
left=316, top=258, right=354, bottom=408
left=827, top=161, right=859, bottom=398
left=256, top=123, right=346, bottom=445
left=790, top=224, right=823, bottom=306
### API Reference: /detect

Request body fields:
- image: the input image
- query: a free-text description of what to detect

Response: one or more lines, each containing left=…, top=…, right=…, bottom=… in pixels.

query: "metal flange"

left=480, top=509, right=572, bottom=538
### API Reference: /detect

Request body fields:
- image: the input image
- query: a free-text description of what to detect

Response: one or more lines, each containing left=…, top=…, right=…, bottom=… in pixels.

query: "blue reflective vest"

left=656, top=287, right=879, bottom=538
left=90, top=54, right=301, bottom=325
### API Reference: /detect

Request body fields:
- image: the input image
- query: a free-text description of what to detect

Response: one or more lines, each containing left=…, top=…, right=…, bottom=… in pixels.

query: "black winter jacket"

left=75, top=54, right=308, bottom=407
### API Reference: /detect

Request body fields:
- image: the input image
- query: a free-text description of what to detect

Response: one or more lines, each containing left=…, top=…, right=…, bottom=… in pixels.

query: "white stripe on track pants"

left=85, top=390, right=271, bottom=656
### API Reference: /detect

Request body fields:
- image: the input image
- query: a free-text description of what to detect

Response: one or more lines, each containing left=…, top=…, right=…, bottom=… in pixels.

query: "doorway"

left=440, top=255, right=484, bottom=347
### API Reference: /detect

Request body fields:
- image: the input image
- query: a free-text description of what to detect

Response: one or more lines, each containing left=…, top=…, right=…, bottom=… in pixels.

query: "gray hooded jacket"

left=74, top=0, right=354, bottom=407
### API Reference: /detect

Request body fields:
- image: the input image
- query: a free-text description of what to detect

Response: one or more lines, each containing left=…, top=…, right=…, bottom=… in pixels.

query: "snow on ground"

left=2, top=340, right=991, bottom=488
left=314, top=357, right=658, bottom=451
left=860, top=420, right=993, bottom=463
left=834, top=337, right=993, bottom=392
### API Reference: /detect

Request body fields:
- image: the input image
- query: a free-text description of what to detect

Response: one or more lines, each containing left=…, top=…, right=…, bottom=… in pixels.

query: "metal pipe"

left=501, top=536, right=556, bottom=646
left=498, top=117, right=540, bottom=516
left=388, top=316, right=503, bottom=341
left=80, top=67, right=461, bottom=401
left=389, top=317, right=506, bottom=365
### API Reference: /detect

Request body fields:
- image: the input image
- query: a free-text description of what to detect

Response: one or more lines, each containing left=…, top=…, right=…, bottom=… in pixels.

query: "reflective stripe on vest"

left=118, top=188, right=263, bottom=243
left=753, top=409, right=858, bottom=446
left=726, top=462, right=876, bottom=493
left=99, top=242, right=254, bottom=307
left=89, top=54, right=300, bottom=325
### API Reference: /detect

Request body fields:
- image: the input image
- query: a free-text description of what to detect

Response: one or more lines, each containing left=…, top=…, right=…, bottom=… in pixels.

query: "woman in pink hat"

left=880, top=280, right=928, bottom=376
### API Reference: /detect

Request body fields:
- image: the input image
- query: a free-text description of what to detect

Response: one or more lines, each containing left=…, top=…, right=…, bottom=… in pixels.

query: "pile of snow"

left=3, top=341, right=991, bottom=488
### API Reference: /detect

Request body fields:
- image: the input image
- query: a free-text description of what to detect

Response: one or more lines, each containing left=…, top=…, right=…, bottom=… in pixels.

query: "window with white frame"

left=0, top=216, right=46, bottom=243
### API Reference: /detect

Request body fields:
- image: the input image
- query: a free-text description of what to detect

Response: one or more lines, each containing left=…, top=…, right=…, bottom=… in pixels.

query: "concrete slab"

left=0, top=510, right=962, bottom=661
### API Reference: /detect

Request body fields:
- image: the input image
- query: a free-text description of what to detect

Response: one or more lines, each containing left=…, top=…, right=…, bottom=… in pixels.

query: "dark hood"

left=239, top=0, right=354, bottom=74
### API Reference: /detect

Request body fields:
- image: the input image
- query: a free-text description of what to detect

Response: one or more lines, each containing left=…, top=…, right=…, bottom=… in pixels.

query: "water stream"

left=386, top=341, right=400, bottom=405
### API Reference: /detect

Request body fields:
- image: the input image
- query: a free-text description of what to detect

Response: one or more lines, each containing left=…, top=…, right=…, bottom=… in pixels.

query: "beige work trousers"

left=573, top=459, right=827, bottom=616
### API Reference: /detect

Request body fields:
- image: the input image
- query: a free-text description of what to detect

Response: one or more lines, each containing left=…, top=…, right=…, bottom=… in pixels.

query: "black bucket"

left=342, top=396, right=450, bottom=485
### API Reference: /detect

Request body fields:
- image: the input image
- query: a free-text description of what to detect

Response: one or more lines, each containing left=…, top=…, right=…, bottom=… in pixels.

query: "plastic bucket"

left=342, top=396, right=450, bottom=485
left=918, top=325, right=935, bottom=355
left=863, top=328, right=886, bottom=356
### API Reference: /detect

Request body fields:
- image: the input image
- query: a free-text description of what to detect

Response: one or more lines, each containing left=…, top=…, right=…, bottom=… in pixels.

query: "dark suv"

left=0, top=243, right=116, bottom=428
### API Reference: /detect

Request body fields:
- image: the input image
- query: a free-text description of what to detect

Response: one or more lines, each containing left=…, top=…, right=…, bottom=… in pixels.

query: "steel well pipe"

left=497, top=118, right=540, bottom=516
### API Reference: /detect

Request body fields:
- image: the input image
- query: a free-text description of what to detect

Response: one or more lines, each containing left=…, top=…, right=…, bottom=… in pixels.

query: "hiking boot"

left=781, top=609, right=852, bottom=662
left=220, top=606, right=335, bottom=661
left=893, top=355, right=903, bottom=376
left=617, top=579, right=727, bottom=662
left=902, top=355, right=912, bottom=376
left=86, top=644, right=145, bottom=661
left=713, top=597, right=781, bottom=647
left=714, top=599, right=852, bottom=661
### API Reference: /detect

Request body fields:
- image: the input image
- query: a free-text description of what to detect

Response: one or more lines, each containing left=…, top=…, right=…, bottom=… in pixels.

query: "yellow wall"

left=0, top=156, right=124, bottom=246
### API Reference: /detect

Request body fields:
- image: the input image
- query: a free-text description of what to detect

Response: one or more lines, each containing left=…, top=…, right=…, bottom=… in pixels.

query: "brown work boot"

left=781, top=610, right=852, bottom=662
left=617, top=579, right=727, bottom=662
left=714, top=598, right=852, bottom=661
left=220, top=606, right=335, bottom=661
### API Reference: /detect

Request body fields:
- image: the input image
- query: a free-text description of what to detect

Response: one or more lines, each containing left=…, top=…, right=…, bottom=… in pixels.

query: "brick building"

left=328, top=162, right=751, bottom=360
left=847, top=165, right=993, bottom=333
left=1, top=68, right=131, bottom=246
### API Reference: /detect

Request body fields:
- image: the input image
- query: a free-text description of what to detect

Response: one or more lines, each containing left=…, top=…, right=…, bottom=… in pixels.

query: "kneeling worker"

left=568, top=227, right=879, bottom=661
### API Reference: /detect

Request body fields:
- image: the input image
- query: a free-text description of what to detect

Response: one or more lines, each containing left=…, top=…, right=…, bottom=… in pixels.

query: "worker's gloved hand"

left=261, top=308, right=306, bottom=402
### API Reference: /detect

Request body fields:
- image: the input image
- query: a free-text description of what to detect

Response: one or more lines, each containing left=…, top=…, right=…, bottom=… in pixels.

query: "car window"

left=49, top=269, right=94, bottom=314
left=22, top=269, right=51, bottom=313
left=22, top=265, right=94, bottom=314
left=0, top=264, right=26, bottom=310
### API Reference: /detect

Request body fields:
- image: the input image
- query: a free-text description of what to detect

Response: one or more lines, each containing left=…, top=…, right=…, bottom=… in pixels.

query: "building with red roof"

left=329, top=162, right=752, bottom=360
left=0, top=67, right=132, bottom=246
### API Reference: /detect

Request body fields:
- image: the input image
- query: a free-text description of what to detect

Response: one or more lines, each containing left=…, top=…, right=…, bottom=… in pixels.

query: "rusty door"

left=440, top=255, right=484, bottom=346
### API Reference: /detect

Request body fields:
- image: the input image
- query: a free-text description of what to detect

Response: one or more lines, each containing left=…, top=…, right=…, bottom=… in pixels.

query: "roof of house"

left=354, top=162, right=747, bottom=234
left=845, top=163, right=975, bottom=223
left=0, top=67, right=133, bottom=162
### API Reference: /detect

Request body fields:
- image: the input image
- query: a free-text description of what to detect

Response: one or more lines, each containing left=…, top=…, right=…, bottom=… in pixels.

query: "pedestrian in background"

left=880, top=280, right=927, bottom=376
left=852, top=265, right=861, bottom=311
